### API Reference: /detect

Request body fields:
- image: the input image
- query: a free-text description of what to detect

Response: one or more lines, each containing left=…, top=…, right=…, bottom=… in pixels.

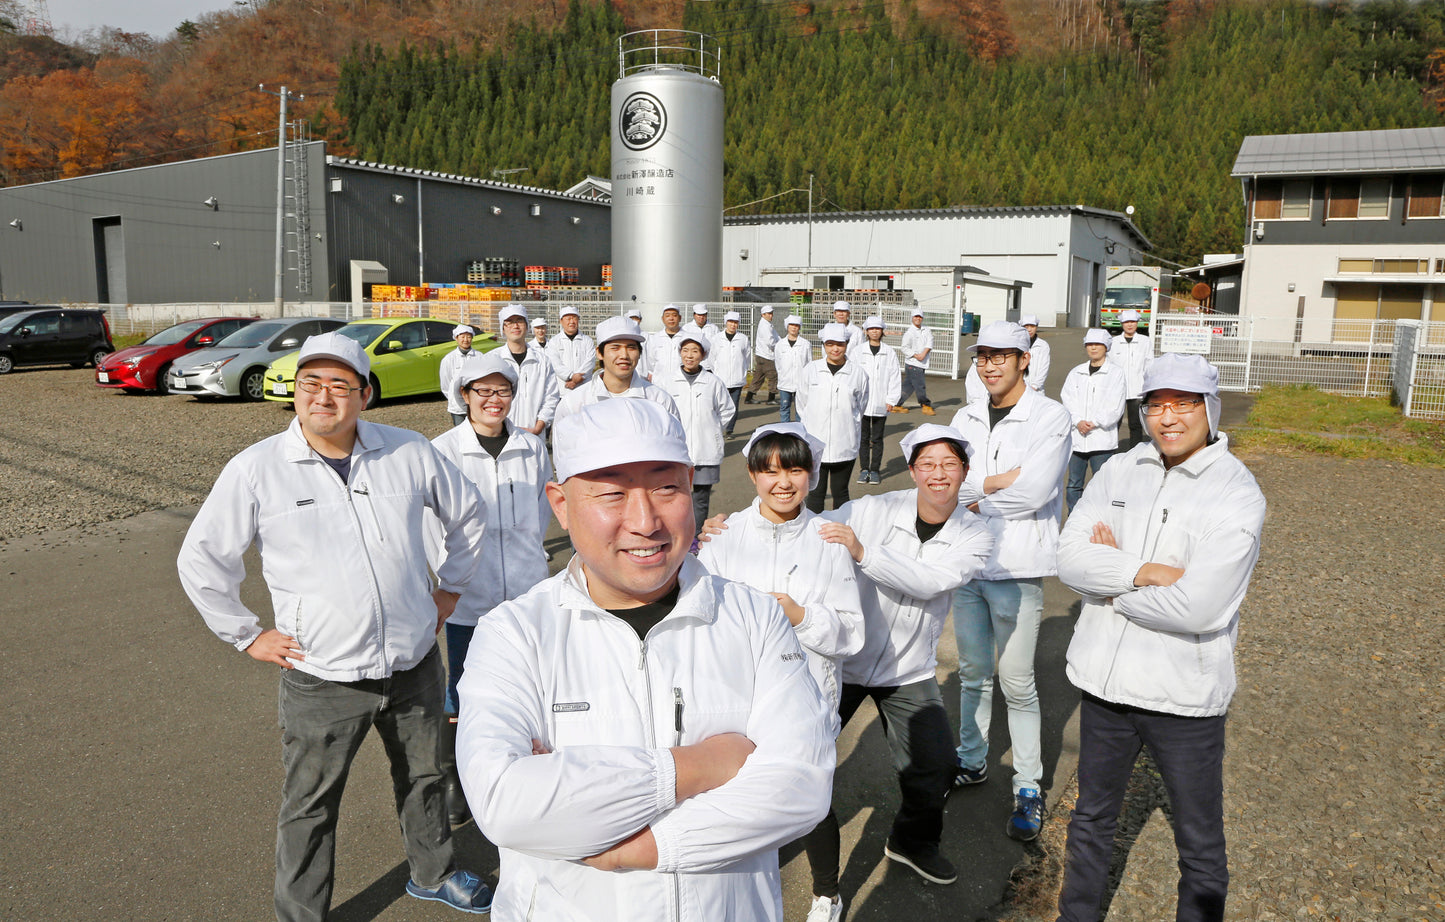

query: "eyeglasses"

left=973, top=351, right=1021, bottom=366
left=912, top=461, right=965, bottom=474
left=467, top=385, right=513, bottom=399
left=1142, top=397, right=1205, bottom=416
left=296, top=377, right=364, bottom=398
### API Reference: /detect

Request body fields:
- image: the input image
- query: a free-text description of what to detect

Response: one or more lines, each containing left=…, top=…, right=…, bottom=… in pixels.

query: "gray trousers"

left=275, top=646, right=453, bottom=922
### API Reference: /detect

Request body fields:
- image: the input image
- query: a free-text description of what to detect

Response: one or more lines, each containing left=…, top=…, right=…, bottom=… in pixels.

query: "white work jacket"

left=824, top=491, right=993, bottom=688
left=178, top=419, right=483, bottom=681
left=1056, top=435, right=1265, bottom=717
left=901, top=325, right=933, bottom=370
left=658, top=369, right=735, bottom=468
left=427, top=421, right=552, bottom=625
left=755, top=317, right=779, bottom=360
left=1027, top=336, right=1051, bottom=393
left=796, top=358, right=870, bottom=464
left=710, top=332, right=752, bottom=388
left=547, top=332, right=596, bottom=384
left=774, top=337, right=813, bottom=393
left=504, top=346, right=562, bottom=429
left=455, top=556, right=835, bottom=922
left=854, top=342, right=903, bottom=416
left=645, top=330, right=685, bottom=386
left=1059, top=361, right=1128, bottom=453
left=697, top=500, right=864, bottom=709
left=439, top=346, right=476, bottom=415
left=1108, top=333, right=1154, bottom=399
left=964, top=363, right=987, bottom=404
left=554, top=372, right=681, bottom=423
left=950, top=386, right=1073, bottom=580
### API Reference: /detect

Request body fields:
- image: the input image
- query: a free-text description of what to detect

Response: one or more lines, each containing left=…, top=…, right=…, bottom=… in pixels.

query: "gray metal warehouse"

left=0, top=141, right=612, bottom=307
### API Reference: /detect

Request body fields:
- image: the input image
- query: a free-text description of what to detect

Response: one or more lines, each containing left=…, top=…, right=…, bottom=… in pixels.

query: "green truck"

left=1099, top=266, right=1171, bottom=332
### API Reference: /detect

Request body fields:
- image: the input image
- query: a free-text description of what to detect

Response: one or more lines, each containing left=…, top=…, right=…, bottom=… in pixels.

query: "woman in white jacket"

left=657, top=330, right=735, bottom=530
left=697, top=422, right=864, bottom=922
left=1058, top=328, right=1128, bottom=510
left=773, top=314, right=813, bottom=423
left=853, top=316, right=903, bottom=484
left=428, top=348, right=553, bottom=824
left=797, top=323, right=870, bottom=513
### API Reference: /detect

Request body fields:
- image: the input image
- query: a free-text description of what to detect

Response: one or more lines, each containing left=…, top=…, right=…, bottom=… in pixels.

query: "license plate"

left=272, top=382, right=288, bottom=395
left=98, top=372, right=109, bottom=383
left=172, top=381, right=188, bottom=389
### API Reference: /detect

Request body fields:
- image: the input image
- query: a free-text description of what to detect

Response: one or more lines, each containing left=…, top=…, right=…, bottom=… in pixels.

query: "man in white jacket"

left=178, top=332, right=494, bottom=919
left=1059, top=328, right=1128, bottom=511
left=1054, top=354, right=1265, bottom=922
left=854, top=315, right=903, bottom=484
left=455, top=399, right=835, bottom=922
left=439, top=323, right=478, bottom=425
left=546, top=306, right=595, bottom=392
left=711, top=310, right=752, bottom=437
left=797, top=323, right=870, bottom=513
left=1021, top=313, right=1052, bottom=394
left=894, top=308, right=937, bottom=415
left=744, top=304, right=779, bottom=405
left=645, top=304, right=686, bottom=386
left=554, top=316, right=679, bottom=423
left=773, top=314, right=812, bottom=423
left=948, top=321, right=1073, bottom=843
left=497, top=304, right=560, bottom=435
left=1109, top=309, right=1153, bottom=449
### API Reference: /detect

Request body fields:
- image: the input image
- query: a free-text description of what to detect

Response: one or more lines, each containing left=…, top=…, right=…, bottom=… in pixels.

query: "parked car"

left=0, top=308, right=114, bottom=374
left=264, top=318, right=496, bottom=409
left=168, top=317, right=346, bottom=400
left=96, top=317, right=257, bottom=393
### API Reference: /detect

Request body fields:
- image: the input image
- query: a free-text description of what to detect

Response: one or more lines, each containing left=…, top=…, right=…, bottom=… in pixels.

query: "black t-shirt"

left=606, top=583, right=681, bottom=640
left=510, top=348, right=528, bottom=365
left=826, top=361, right=845, bottom=376
left=725, top=331, right=736, bottom=342
left=869, top=343, right=881, bottom=355
left=1088, top=363, right=1102, bottom=376
left=988, top=402, right=1015, bottom=429
left=915, top=515, right=946, bottom=544
left=475, top=430, right=509, bottom=459
left=321, top=453, right=351, bottom=484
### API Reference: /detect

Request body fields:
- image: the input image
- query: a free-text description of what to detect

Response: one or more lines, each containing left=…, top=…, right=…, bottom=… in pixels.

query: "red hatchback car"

left=96, top=317, right=257, bottom=393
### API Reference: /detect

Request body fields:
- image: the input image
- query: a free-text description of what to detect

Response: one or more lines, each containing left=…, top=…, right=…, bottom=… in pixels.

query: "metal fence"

left=1152, top=313, right=1445, bottom=420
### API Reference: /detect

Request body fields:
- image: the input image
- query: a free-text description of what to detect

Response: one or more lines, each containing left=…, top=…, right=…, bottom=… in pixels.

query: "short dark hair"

left=908, top=438, right=967, bottom=467
left=747, top=432, right=814, bottom=474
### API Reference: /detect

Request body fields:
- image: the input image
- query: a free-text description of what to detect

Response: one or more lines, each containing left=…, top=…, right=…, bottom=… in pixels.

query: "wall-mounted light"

left=392, top=194, right=406, bottom=204
left=530, top=204, right=542, bottom=217
left=570, top=216, right=581, bottom=225
left=330, top=177, right=345, bottom=193
left=202, top=196, right=219, bottom=210
left=490, top=206, right=502, bottom=216
left=739, top=248, right=749, bottom=260
left=212, top=241, right=222, bottom=249
left=7, top=219, right=20, bottom=230
left=1287, top=283, right=1296, bottom=292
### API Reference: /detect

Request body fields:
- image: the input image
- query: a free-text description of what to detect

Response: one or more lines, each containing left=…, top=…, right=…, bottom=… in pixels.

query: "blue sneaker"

left=952, top=762, right=987, bottom=788
left=406, top=870, right=493, bottom=914
left=1007, top=787, right=1045, bottom=841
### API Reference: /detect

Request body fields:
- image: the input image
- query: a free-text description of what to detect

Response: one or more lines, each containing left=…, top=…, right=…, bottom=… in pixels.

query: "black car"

left=0, top=308, right=115, bottom=374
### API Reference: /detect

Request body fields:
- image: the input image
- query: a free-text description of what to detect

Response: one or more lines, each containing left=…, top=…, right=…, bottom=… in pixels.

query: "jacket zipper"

left=341, top=467, right=388, bottom=665
left=633, top=633, right=680, bottom=922
left=863, top=522, right=925, bottom=685
left=353, top=482, right=385, bottom=545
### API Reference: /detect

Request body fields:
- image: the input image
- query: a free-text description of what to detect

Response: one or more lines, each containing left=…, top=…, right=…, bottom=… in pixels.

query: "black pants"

left=1058, top=694, right=1228, bottom=922
left=802, top=679, right=956, bottom=896
left=859, top=415, right=886, bottom=473
left=805, top=459, right=854, bottom=513
left=1123, top=398, right=1146, bottom=449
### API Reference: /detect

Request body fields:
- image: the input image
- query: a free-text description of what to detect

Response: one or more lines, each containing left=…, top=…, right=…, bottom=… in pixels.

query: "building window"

left=1408, top=174, right=1444, bottom=218
left=859, top=274, right=895, bottom=290
left=1280, top=179, right=1312, bottom=219
left=1336, top=258, right=1427, bottom=274
left=1328, top=177, right=1390, bottom=219
left=1359, top=178, right=1391, bottom=218
left=1332, top=282, right=1424, bottom=340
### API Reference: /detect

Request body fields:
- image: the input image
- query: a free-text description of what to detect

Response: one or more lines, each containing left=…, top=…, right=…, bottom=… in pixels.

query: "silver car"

left=168, top=317, right=344, bottom=400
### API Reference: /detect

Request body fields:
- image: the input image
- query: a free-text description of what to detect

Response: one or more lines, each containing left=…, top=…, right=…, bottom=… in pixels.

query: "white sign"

left=1158, top=323, right=1212, bottom=355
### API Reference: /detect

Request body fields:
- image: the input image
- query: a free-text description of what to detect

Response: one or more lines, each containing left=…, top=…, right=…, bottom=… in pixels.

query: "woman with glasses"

left=426, top=348, right=553, bottom=826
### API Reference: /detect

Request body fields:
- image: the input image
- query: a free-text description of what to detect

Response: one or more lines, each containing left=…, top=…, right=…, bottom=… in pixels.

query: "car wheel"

left=242, top=368, right=267, bottom=401
left=0, top=354, right=12, bottom=375
left=90, top=347, right=111, bottom=367
left=152, top=364, right=171, bottom=394
left=364, top=375, right=381, bottom=409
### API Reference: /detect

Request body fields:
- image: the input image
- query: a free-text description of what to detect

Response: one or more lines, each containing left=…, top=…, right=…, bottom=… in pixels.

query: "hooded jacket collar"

left=961, top=378, right=1044, bottom=425
left=741, top=497, right=814, bottom=540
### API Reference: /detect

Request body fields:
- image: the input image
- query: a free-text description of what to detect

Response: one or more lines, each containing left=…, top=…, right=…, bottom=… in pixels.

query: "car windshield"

left=143, top=320, right=210, bottom=346
left=1103, top=288, right=1151, bottom=307
left=216, top=319, right=288, bottom=348
left=0, top=312, right=37, bottom=334
left=338, top=323, right=390, bottom=347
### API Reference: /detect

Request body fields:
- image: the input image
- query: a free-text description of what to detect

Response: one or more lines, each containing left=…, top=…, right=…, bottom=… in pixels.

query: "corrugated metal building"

left=0, top=142, right=612, bottom=305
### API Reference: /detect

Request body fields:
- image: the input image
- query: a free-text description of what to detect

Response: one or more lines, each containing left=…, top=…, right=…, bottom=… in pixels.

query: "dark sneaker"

left=406, top=870, right=493, bottom=914
left=856, top=470, right=870, bottom=484
left=952, top=762, right=987, bottom=788
left=1007, top=787, right=1045, bottom=842
left=868, top=471, right=882, bottom=484
left=883, top=838, right=957, bottom=885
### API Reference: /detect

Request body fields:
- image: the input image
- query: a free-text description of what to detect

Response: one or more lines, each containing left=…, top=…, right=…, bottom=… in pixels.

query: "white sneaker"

left=805, top=894, right=844, bottom=922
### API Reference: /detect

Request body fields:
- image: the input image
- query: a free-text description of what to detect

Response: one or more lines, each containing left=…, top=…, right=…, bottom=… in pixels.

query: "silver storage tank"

left=611, top=31, right=723, bottom=321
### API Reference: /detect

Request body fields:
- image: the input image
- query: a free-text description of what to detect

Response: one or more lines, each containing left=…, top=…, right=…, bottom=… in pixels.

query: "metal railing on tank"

left=618, top=30, right=722, bottom=81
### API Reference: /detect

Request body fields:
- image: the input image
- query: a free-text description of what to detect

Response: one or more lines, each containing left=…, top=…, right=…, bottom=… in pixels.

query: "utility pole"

left=259, top=84, right=303, bottom=312
left=807, top=172, right=814, bottom=286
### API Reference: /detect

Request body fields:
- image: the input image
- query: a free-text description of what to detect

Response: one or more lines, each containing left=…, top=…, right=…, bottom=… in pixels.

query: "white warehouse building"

left=721, top=204, right=1150, bottom=327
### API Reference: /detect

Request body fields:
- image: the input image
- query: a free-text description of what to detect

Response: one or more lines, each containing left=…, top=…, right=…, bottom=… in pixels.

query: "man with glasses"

left=948, top=321, right=1072, bottom=843
left=1054, top=354, right=1264, bottom=922
left=178, top=332, right=494, bottom=920
left=498, top=304, right=560, bottom=436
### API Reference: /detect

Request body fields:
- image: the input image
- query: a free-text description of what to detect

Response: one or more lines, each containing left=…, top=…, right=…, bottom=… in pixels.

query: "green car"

left=264, top=317, right=497, bottom=408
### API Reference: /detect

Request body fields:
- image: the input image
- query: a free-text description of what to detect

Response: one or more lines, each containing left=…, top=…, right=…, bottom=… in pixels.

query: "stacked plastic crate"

left=601, top=264, right=612, bottom=289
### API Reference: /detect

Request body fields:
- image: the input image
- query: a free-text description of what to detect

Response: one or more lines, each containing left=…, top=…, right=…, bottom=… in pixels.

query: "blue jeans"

left=1067, top=450, right=1114, bottom=512
left=778, top=390, right=797, bottom=422
left=900, top=365, right=931, bottom=408
left=1058, top=695, right=1228, bottom=922
left=444, top=621, right=475, bottom=714
left=953, top=578, right=1044, bottom=793
left=275, top=646, right=453, bottom=922
left=725, top=386, right=743, bottom=434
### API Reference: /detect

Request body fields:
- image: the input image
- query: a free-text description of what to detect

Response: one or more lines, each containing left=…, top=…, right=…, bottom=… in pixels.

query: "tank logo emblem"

left=620, top=92, right=667, bottom=151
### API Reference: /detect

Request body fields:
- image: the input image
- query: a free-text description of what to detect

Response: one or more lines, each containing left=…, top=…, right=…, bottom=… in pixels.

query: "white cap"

left=531, top=317, right=548, bottom=329
left=625, top=308, right=642, bottom=320
left=676, top=329, right=710, bottom=356
left=966, top=321, right=1031, bottom=354
left=691, top=303, right=709, bottom=315
left=742, top=422, right=825, bottom=490
left=760, top=305, right=774, bottom=314
left=819, top=323, right=850, bottom=344
left=552, top=399, right=692, bottom=483
left=1083, top=328, right=1112, bottom=348
left=899, top=423, right=971, bottom=464
left=559, top=305, right=580, bottom=319
left=298, top=331, right=370, bottom=380
left=456, top=347, right=519, bottom=388
left=595, top=315, right=645, bottom=346
left=662, top=303, right=680, bottom=314
left=724, top=310, right=741, bottom=323
left=452, top=323, right=473, bottom=338
left=863, top=315, right=884, bottom=331
left=499, top=304, right=527, bottom=323
left=910, top=308, right=924, bottom=318
left=1120, top=310, right=1140, bottom=323
left=1020, top=313, right=1040, bottom=327
left=1142, top=353, right=1222, bottom=439
left=785, top=315, right=803, bottom=327
left=832, top=300, right=851, bottom=313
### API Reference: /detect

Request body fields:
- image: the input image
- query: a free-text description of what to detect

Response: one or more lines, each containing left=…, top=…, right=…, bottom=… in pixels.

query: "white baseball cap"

left=692, top=304, right=709, bottom=315
left=1142, top=353, right=1222, bottom=439
left=298, top=331, right=370, bottom=380
left=531, top=317, right=548, bottom=329
left=742, top=422, right=825, bottom=490
left=760, top=305, right=774, bottom=314
left=595, top=315, right=645, bottom=346
left=832, top=300, right=851, bottom=313
left=899, top=423, right=970, bottom=464
left=1083, top=328, right=1112, bottom=348
left=910, top=308, right=924, bottom=319
left=552, top=399, right=692, bottom=483
left=819, top=323, right=850, bottom=344
left=456, top=347, right=519, bottom=389
left=559, top=305, right=580, bottom=319
left=452, top=324, right=473, bottom=338
left=625, top=308, right=642, bottom=320
left=724, top=310, right=741, bottom=323
left=662, top=303, right=680, bottom=315
left=676, top=329, right=711, bottom=356
left=1120, top=310, right=1141, bottom=323
left=785, top=315, right=803, bottom=327
left=499, top=304, right=527, bottom=323
left=1020, top=313, right=1040, bottom=327
left=966, top=321, right=1031, bottom=354
left=863, top=315, right=884, bottom=331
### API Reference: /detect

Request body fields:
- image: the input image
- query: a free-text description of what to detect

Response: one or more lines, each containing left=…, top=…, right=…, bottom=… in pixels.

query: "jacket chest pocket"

left=990, top=438, right=1027, bottom=474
